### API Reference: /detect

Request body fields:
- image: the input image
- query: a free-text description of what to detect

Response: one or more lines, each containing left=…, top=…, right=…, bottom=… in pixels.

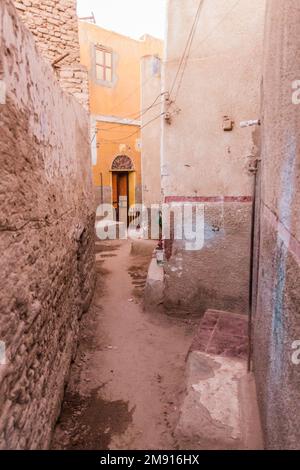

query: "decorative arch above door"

left=111, top=155, right=134, bottom=171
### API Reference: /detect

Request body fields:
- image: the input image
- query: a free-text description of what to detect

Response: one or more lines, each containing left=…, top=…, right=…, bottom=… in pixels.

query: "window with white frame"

left=95, top=46, right=113, bottom=83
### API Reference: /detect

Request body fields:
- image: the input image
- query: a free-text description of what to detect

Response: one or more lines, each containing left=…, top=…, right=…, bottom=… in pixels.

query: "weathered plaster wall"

left=163, top=202, right=253, bottom=316
left=0, top=0, right=95, bottom=449
left=141, top=55, right=162, bottom=207
left=161, top=0, right=266, bottom=315
left=253, top=0, right=300, bottom=449
left=14, top=0, right=89, bottom=109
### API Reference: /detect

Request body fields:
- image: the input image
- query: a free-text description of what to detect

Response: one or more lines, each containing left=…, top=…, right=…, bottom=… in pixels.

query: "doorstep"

left=175, top=309, right=264, bottom=450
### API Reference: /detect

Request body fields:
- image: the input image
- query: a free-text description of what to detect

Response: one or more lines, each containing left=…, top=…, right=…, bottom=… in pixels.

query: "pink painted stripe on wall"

left=164, top=196, right=253, bottom=203
left=263, top=203, right=300, bottom=265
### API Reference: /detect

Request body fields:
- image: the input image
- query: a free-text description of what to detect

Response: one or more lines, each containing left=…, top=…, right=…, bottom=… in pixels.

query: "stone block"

left=175, top=351, right=264, bottom=450
left=0, top=0, right=95, bottom=449
left=190, top=309, right=248, bottom=359
left=12, top=0, right=81, bottom=68
left=14, top=2, right=26, bottom=11
left=144, top=254, right=164, bottom=312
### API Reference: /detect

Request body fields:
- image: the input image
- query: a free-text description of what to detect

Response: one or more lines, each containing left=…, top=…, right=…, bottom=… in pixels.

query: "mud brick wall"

left=13, top=0, right=90, bottom=109
left=58, top=64, right=89, bottom=111
left=253, top=0, right=300, bottom=450
left=13, top=0, right=80, bottom=64
left=0, top=0, right=95, bottom=449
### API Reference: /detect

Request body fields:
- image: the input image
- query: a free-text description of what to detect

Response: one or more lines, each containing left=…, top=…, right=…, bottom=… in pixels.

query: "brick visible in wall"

left=13, top=0, right=80, bottom=65
left=0, top=0, right=95, bottom=449
left=13, top=0, right=90, bottom=110
left=58, top=65, right=90, bottom=111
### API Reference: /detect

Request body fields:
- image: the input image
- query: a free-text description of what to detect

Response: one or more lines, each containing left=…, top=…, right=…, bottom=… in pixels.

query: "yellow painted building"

left=79, top=22, right=163, bottom=220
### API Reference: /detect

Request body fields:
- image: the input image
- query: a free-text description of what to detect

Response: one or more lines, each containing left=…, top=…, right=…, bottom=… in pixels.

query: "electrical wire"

left=173, top=2, right=205, bottom=101
left=89, top=73, right=163, bottom=142
left=108, top=74, right=153, bottom=115
left=96, top=100, right=162, bottom=132
left=190, top=0, right=242, bottom=53
left=169, top=0, right=205, bottom=100
left=91, top=1, right=242, bottom=145
left=90, top=132, right=97, bottom=144
left=90, top=89, right=167, bottom=143
left=170, top=0, right=242, bottom=102
left=96, top=92, right=167, bottom=132
left=97, top=112, right=166, bottom=144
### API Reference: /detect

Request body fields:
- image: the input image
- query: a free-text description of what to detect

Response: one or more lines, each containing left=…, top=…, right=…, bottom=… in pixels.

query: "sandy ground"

left=51, top=239, right=196, bottom=450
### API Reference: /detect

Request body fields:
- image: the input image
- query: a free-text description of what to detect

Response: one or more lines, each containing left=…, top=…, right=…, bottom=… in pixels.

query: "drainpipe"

left=240, top=119, right=261, bottom=372
left=247, top=160, right=259, bottom=372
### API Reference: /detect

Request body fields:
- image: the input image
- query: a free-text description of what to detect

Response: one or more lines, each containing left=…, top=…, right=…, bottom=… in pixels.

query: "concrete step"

left=175, top=310, right=264, bottom=450
left=189, top=309, right=248, bottom=359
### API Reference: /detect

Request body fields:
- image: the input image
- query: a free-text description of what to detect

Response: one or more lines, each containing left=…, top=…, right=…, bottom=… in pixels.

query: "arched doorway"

left=111, top=155, right=135, bottom=224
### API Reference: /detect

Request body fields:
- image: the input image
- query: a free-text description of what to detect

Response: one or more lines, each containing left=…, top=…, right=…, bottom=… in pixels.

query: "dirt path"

left=51, top=239, right=195, bottom=450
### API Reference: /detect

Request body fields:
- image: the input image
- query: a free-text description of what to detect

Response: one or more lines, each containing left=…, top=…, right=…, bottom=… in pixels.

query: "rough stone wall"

left=13, top=0, right=89, bottom=110
left=58, top=64, right=89, bottom=110
left=14, top=0, right=80, bottom=64
left=0, top=0, right=95, bottom=449
left=253, top=0, right=300, bottom=449
left=161, top=0, right=266, bottom=316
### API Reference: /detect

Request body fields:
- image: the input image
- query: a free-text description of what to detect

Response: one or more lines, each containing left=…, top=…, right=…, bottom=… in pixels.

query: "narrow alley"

left=51, top=239, right=195, bottom=450
left=1, top=0, right=300, bottom=457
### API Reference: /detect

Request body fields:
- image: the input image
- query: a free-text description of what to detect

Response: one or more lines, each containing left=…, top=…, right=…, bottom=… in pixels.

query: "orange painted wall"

left=94, top=122, right=141, bottom=187
left=79, top=22, right=163, bottom=203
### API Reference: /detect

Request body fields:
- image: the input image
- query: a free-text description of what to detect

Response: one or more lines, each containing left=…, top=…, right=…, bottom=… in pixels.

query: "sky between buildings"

left=77, top=0, right=166, bottom=40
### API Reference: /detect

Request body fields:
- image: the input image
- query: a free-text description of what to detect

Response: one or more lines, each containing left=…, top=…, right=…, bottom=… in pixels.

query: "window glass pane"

left=106, top=67, right=112, bottom=82
left=96, top=65, right=104, bottom=81
left=96, top=49, right=104, bottom=65
left=105, top=52, right=112, bottom=67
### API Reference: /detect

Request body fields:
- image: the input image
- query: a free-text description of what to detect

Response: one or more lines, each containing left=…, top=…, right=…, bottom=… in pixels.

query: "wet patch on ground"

left=95, top=242, right=120, bottom=254
left=128, top=263, right=148, bottom=300
left=95, top=242, right=117, bottom=275
left=52, top=240, right=195, bottom=450
left=51, top=387, right=134, bottom=450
